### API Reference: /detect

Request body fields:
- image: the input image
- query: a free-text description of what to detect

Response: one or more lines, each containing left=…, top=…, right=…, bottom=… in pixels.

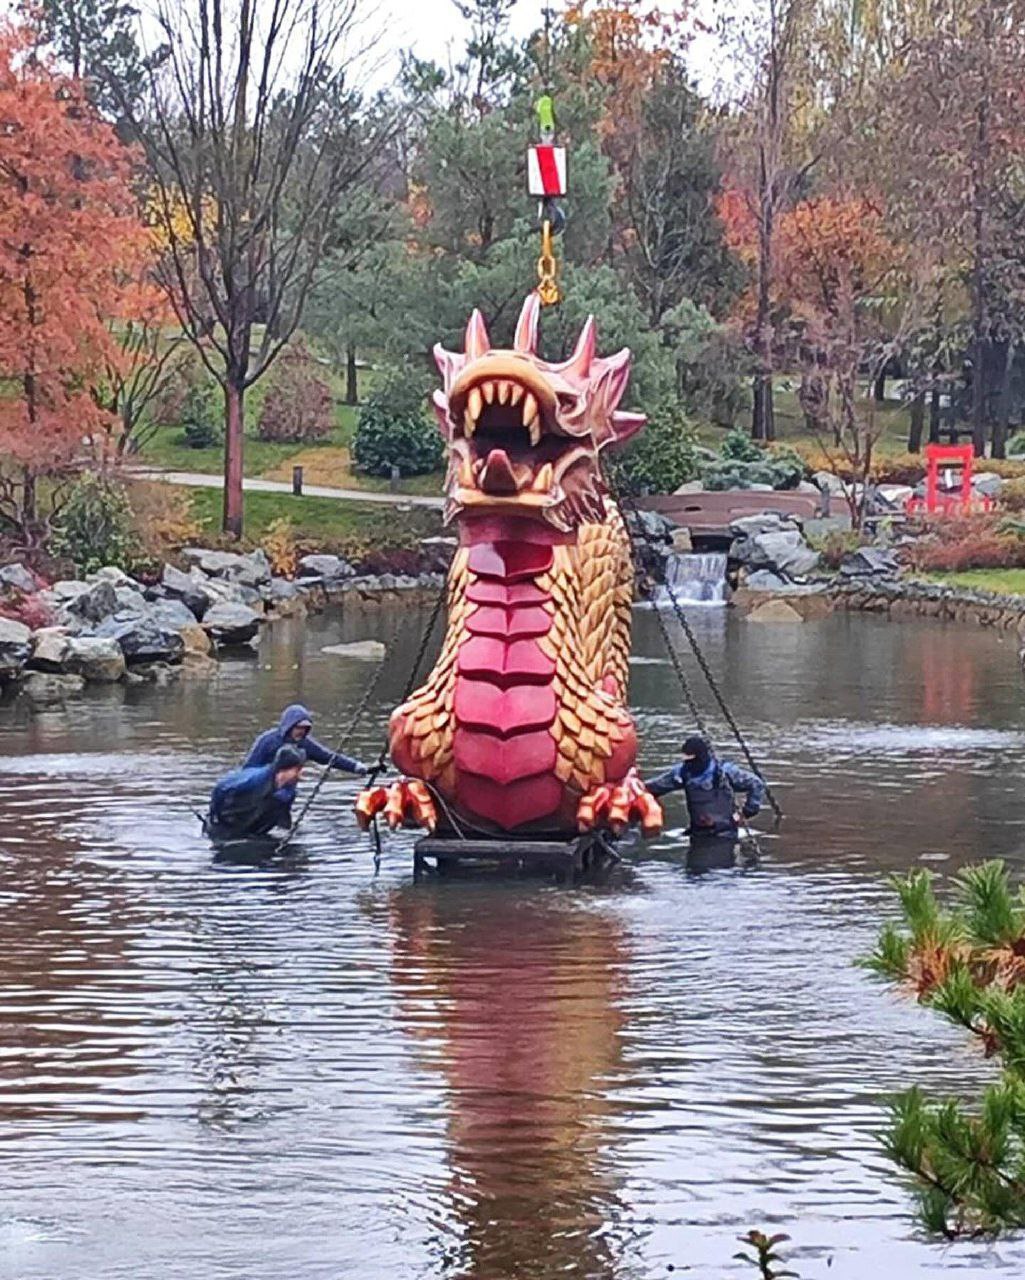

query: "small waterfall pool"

left=656, top=550, right=728, bottom=606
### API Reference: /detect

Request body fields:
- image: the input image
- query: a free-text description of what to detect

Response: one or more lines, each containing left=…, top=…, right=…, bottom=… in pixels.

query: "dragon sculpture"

left=355, top=294, right=663, bottom=840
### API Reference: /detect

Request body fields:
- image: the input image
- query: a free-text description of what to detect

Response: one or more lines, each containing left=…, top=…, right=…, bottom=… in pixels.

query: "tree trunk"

left=908, top=390, right=925, bottom=453
left=929, top=385, right=941, bottom=443
left=873, top=369, right=887, bottom=402
left=345, top=342, right=358, bottom=406
left=752, top=372, right=775, bottom=443
left=22, top=469, right=36, bottom=531
left=993, top=341, right=1014, bottom=459
left=972, top=336, right=988, bottom=456
left=223, top=380, right=245, bottom=538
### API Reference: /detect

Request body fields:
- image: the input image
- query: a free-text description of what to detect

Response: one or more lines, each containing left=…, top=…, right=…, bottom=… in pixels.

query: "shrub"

left=181, top=380, right=222, bottom=449
left=352, top=364, right=443, bottom=477
left=999, top=478, right=1025, bottom=513
left=0, top=590, right=54, bottom=630
left=720, top=428, right=763, bottom=463
left=257, top=337, right=334, bottom=443
left=607, top=400, right=700, bottom=496
left=264, top=517, right=298, bottom=577
left=51, top=472, right=139, bottom=574
left=808, top=528, right=868, bottom=569
left=906, top=514, right=1025, bottom=572
left=125, top=481, right=202, bottom=567
left=1006, top=432, right=1025, bottom=458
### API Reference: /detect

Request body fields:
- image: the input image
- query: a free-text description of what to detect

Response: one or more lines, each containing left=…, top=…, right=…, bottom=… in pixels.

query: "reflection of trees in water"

left=386, top=887, right=631, bottom=1280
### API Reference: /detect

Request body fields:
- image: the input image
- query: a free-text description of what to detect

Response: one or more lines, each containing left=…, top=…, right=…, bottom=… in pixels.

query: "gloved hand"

left=354, top=761, right=371, bottom=776
left=741, top=804, right=760, bottom=820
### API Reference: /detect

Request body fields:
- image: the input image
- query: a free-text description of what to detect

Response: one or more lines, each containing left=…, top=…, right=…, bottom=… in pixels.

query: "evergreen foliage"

left=864, top=861, right=1025, bottom=1236
left=51, top=473, right=138, bottom=574
left=352, top=365, right=444, bottom=477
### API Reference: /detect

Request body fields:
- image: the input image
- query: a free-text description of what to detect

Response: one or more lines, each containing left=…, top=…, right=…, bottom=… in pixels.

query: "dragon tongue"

left=479, top=448, right=525, bottom=495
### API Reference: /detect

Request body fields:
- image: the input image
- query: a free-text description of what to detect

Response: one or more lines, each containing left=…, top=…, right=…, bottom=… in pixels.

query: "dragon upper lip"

left=447, top=358, right=561, bottom=446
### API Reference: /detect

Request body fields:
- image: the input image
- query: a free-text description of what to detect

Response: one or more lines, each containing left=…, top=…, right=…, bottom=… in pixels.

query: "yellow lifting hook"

left=536, top=218, right=559, bottom=307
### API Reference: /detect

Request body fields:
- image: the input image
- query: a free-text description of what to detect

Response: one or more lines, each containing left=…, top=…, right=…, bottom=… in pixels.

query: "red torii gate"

left=906, top=443, right=993, bottom=515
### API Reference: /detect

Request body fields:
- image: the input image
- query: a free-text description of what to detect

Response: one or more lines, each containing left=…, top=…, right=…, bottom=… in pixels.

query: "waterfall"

left=656, top=551, right=727, bottom=607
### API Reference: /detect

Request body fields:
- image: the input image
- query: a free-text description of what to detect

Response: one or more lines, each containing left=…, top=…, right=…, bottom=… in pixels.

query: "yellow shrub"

left=263, top=516, right=298, bottom=577
left=126, top=480, right=202, bottom=561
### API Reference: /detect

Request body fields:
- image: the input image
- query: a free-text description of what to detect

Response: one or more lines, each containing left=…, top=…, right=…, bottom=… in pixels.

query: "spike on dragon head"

left=432, top=294, right=646, bottom=532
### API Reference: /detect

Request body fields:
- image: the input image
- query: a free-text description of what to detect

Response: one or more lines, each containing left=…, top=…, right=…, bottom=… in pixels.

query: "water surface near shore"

left=2, top=606, right=1024, bottom=1279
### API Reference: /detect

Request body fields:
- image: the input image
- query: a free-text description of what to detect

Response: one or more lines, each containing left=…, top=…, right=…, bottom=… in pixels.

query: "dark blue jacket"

left=645, top=757, right=765, bottom=818
left=208, top=763, right=294, bottom=837
left=244, top=704, right=363, bottom=775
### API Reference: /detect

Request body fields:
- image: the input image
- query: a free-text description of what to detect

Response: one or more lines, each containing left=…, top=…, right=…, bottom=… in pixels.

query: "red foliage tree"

left=0, top=23, right=146, bottom=543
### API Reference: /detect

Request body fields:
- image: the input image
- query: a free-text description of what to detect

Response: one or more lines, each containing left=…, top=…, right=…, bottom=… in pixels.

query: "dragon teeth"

left=497, top=380, right=510, bottom=405
left=533, top=462, right=554, bottom=492
left=482, top=381, right=495, bottom=404
left=523, top=393, right=540, bottom=445
left=467, top=387, right=483, bottom=426
left=464, top=408, right=476, bottom=437
left=509, top=384, right=524, bottom=406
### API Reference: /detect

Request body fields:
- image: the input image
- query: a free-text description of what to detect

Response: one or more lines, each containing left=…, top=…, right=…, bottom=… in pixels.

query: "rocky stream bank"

left=0, top=547, right=448, bottom=709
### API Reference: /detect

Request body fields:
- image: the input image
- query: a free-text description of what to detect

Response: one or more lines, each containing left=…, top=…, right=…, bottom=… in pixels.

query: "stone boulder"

left=89, top=566, right=139, bottom=588
left=0, top=563, right=40, bottom=594
left=159, top=564, right=210, bottom=619
left=20, top=671, right=85, bottom=704
left=47, top=580, right=91, bottom=606
left=67, top=580, right=119, bottom=624
left=297, top=553, right=356, bottom=583
left=730, top=526, right=820, bottom=578
left=149, top=598, right=202, bottom=631
left=29, top=630, right=71, bottom=673
left=65, top=636, right=127, bottom=683
left=626, top=509, right=677, bottom=542
left=182, top=547, right=272, bottom=587
left=201, top=601, right=261, bottom=646
left=840, top=546, right=901, bottom=578
left=729, top=511, right=798, bottom=538
left=973, top=471, right=1003, bottom=498
left=0, top=617, right=32, bottom=678
left=189, top=567, right=247, bottom=607
left=813, top=470, right=846, bottom=497
left=93, top=615, right=185, bottom=665
left=746, top=599, right=806, bottom=624
left=179, top=623, right=212, bottom=656
left=321, top=640, right=387, bottom=661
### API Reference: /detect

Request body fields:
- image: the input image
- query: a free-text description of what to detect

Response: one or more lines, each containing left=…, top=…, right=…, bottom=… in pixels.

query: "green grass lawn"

left=923, top=569, right=1025, bottom=596
left=187, top=486, right=442, bottom=549
left=136, top=403, right=443, bottom=498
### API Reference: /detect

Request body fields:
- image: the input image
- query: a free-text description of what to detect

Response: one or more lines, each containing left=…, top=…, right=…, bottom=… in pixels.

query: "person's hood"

left=279, top=703, right=313, bottom=735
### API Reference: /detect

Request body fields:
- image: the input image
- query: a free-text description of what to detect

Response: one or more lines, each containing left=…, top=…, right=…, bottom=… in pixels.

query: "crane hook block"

left=527, top=144, right=567, bottom=198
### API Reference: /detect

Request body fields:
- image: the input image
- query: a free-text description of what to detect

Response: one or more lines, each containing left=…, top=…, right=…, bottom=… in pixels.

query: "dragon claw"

left=355, top=778, right=438, bottom=832
left=576, top=768, right=663, bottom=838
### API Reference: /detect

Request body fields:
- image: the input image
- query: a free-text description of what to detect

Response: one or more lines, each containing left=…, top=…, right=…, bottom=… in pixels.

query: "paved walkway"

left=127, top=468, right=445, bottom=510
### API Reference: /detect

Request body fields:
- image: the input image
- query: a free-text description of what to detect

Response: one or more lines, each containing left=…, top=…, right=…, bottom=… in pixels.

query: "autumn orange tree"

left=0, top=23, right=147, bottom=545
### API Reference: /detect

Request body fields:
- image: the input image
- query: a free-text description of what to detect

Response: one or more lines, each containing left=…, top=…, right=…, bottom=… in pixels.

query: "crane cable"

left=612, top=481, right=784, bottom=824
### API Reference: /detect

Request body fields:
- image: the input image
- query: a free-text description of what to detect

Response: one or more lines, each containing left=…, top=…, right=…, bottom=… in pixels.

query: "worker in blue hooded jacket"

left=207, top=744, right=306, bottom=840
left=245, top=703, right=370, bottom=776
left=645, top=734, right=765, bottom=838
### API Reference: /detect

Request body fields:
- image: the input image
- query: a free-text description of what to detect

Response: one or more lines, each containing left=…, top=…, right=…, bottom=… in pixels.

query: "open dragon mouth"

left=445, top=368, right=595, bottom=527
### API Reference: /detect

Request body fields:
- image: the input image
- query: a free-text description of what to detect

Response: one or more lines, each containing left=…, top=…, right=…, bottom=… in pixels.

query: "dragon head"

left=432, top=294, right=646, bottom=532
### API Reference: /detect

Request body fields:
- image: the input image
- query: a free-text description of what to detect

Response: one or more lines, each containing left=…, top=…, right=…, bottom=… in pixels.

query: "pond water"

left=2, top=603, right=1025, bottom=1280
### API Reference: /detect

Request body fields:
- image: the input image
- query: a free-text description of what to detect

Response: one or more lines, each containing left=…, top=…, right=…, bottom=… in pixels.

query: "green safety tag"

left=536, top=95, right=555, bottom=135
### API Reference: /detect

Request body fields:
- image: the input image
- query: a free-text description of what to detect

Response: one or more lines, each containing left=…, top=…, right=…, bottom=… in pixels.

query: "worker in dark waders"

left=206, top=744, right=306, bottom=841
left=645, top=735, right=765, bottom=839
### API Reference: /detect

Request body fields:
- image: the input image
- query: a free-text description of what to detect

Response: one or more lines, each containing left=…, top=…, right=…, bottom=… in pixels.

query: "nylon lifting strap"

left=614, top=483, right=784, bottom=823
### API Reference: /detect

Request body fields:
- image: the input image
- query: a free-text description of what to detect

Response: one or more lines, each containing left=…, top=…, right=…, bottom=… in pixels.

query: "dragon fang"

left=355, top=294, right=663, bottom=840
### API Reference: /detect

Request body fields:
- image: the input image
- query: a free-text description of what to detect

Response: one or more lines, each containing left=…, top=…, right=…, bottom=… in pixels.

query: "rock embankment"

left=0, top=546, right=449, bottom=708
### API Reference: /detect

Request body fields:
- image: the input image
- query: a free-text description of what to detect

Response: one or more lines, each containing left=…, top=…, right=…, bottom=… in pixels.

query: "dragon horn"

left=513, top=293, right=541, bottom=353
left=563, top=316, right=596, bottom=377
left=464, top=309, right=491, bottom=360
